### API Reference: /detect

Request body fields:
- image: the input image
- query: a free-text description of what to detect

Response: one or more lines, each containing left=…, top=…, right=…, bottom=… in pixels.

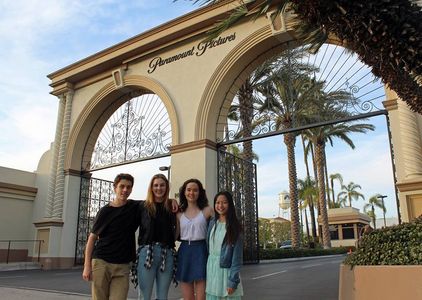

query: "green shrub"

left=344, top=216, right=422, bottom=267
left=259, top=246, right=351, bottom=260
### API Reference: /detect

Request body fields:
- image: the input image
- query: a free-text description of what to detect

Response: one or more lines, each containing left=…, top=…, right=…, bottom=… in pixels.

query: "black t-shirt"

left=92, top=199, right=141, bottom=264
left=151, top=203, right=174, bottom=247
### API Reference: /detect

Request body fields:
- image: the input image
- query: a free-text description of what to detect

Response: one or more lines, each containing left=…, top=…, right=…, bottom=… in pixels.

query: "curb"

left=0, top=262, right=42, bottom=272
left=259, top=254, right=346, bottom=264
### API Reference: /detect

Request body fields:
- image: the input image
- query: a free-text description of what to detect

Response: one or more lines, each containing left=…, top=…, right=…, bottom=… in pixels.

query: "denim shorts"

left=176, top=240, right=207, bottom=282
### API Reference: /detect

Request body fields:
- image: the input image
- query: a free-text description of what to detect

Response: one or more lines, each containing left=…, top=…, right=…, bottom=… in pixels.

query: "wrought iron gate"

left=75, top=176, right=114, bottom=264
left=218, top=149, right=259, bottom=264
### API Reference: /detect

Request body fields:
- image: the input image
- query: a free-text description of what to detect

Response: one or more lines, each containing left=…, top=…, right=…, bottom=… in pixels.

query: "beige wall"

left=0, top=167, right=36, bottom=249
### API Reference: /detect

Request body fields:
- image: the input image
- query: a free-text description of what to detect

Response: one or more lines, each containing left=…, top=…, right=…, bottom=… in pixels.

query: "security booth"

left=318, top=207, right=371, bottom=248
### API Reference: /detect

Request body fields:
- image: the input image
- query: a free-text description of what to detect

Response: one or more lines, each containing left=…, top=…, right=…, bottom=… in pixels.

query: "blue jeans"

left=137, top=245, right=174, bottom=300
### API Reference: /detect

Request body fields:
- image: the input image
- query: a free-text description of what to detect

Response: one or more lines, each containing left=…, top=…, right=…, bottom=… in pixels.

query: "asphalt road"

left=0, top=255, right=345, bottom=299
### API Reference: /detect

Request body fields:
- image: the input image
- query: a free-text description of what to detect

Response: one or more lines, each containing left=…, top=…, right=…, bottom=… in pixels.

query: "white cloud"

left=0, top=1, right=196, bottom=171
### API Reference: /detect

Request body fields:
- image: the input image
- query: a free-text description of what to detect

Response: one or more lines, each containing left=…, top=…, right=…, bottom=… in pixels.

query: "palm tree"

left=304, top=108, right=375, bottom=248
left=330, top=173, right=344, bottom=208
left=248, top=48, right=320, bottom=248
left=363, top=194, right=387, bottom=229
left=228, top=57, right=278, bottom=255
left=336, top=193, right=348, bottom=208
left=300, top=135, right=318, bottom=240
left=256, top=72, right=322, bottom=248
left=298, top=176, right=318, bottom=243
left=339, top=182, right=365, bottom=207
left=364, top=194, right=387, bottom=229
left=186, top=0, right=422, bottom=112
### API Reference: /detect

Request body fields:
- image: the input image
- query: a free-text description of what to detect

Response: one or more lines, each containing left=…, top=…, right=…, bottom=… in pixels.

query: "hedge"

left=343, top=215, right=422, bottom=267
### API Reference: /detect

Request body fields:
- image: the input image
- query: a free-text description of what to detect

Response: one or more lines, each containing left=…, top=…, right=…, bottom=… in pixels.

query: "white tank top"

left=179, top=211, right=207, bottom=241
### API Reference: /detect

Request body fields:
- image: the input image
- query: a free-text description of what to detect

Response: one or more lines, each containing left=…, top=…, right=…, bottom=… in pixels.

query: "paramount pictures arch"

left=22, top=3, right=422, bottom=269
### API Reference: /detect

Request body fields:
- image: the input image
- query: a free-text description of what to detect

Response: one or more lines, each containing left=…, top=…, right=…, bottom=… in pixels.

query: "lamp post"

left=159, top=165, right=171, bottom=181
left=377, top=195, right=387, bottom=228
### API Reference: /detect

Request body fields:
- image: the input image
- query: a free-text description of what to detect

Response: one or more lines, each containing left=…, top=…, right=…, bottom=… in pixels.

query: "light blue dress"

left=206, top=221, right=243, bottom=300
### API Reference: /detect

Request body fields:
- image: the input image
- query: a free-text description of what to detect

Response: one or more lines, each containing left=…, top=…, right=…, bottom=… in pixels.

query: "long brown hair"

left=213, top=191, right=242, bottom=245
left=145, top=174, right=171, bottom=216
left=179, top=178, right=208, bottom=212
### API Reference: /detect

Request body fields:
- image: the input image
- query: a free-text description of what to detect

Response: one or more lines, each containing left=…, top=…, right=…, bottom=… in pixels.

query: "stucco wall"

left=0, top=166, right=36, bottom=250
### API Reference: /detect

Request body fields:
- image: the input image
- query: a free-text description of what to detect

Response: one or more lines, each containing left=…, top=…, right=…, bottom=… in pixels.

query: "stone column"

left=52, top=90, right=74, bottom=218
left=45, top=95, right=65, bottom=218
left=397, top=99, right=422, bottom=179
left=169, top=139, right=218, bottom=200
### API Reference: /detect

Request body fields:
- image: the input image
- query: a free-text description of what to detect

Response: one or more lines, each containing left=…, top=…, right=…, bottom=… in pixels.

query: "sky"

left=0, top=1, right=398, bottom=223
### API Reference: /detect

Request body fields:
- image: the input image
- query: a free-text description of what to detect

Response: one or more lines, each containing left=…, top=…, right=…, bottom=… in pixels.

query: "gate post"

left=169, top=139, right=218, bottom=203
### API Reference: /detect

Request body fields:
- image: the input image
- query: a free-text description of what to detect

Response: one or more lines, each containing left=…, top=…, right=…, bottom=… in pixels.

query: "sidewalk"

left=0, top=254, right=345, bottom=271
left=0, top=262, right=41, bottom=272
left=0, top=287, right=92, bottom=300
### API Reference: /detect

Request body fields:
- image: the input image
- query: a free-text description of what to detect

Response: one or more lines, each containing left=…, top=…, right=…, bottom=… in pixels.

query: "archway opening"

left=75, top=92, right=173, bottom=263
left=215, top=41, right=396, bottom=259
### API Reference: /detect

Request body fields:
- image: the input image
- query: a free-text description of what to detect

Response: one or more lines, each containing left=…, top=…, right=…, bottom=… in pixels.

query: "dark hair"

left=179, top=178, right=208, bottom=211
left=213, top=191, right=242, bottom=245
left=113, top=173, right=134, bottom=188
left=145, top=174, right=171, bottom=216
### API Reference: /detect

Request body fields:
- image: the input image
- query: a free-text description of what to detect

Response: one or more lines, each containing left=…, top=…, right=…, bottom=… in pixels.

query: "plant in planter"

left=343, top=215, right=422, bottom=267
left=339, top=216, right=422, bottom=300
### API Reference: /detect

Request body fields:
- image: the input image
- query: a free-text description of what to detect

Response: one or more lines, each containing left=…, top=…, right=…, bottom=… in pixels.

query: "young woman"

left=82, top=173, right=141, bottom=300
left=206, top=191, right=243, bottom=300
left=176, top=179, right=214, bottom=300
left=136, top=174, right=178, bottom=300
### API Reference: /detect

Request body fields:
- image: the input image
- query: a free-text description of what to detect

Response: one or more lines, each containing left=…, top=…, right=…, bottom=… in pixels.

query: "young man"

left=82, top=173, right=140, bottom=300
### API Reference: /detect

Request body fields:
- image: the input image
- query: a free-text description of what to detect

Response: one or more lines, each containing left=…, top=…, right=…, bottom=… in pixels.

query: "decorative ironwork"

left=89, top=93, right=171, bottom=171
left=217, top=43, right=385, bottom=143
left=218, top=149, right=259, bottom=264
left=75, top=176, right=114, bottom=265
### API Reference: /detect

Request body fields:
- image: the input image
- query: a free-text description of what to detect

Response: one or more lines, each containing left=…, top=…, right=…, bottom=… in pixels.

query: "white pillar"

left=45, top=95, right=65, bottom=218
left=397, top=99, right=422, bottom=179
left=53, top=90, right=74, bottom=218
left=170, top=140, right=218, bottom=202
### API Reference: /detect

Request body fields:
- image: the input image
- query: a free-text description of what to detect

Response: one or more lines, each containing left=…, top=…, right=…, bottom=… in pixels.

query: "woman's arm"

left=82, top=233, right=98, bottom=281
left=170, top=198, right=179, bottom=213
left=227, top=234, right=243, bottom=292
left=203, top=205, right=214, bottom=219
left=175, top=212, right=181, bottom=240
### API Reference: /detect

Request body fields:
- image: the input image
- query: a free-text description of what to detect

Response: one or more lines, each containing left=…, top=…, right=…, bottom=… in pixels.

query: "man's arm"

left=82, top=233, right=98, bottom=281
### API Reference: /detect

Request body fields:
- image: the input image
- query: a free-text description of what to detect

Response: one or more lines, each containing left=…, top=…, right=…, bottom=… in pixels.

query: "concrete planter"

left=339, top=264, right=422, bottom=300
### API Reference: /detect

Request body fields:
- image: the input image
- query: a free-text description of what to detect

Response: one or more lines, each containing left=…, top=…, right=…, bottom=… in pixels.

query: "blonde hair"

left=145, top=174, right=171, bottom=216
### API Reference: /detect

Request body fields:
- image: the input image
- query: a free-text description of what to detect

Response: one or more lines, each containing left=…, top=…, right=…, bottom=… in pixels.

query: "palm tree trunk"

left=315, top=141, right=331, bottom=249
left=238, top=80, right=256, bottom=258
left=301, top=135, right=317, bottom=241
left=284, top=132, right=300, bottom=248
left=310, top=142, right=321, bottom=243
left=372, top=205, right=376, bottom=229
left=324, top=155, right=331, bottom=208
left=330, top=177, right=336, bottom=207
left=304, top=204, right=310, bottom=244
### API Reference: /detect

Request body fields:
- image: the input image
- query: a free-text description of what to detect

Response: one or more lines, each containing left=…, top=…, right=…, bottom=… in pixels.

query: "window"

left=342, top=223, right=355, bottom=239
left=329, top=225, right=339, bottom=240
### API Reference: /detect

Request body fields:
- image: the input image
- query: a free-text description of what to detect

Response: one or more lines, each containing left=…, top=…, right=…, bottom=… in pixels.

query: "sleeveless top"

left=179, top=211, right=207, bottom=242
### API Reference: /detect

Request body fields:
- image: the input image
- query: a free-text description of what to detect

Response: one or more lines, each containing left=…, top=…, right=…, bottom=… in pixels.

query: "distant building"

left=374, top=217, right=399, bottom=229
left=318, top=207, right=371, bottom=248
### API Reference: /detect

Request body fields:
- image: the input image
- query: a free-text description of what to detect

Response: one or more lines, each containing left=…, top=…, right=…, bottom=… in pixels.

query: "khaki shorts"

left=91, top=258, right=130, bottom=300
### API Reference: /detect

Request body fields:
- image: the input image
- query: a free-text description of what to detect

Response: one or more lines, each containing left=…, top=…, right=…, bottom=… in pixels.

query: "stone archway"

left=37, top=2, right=421, bottom=268
left=65, top=75, right=180, bottom=173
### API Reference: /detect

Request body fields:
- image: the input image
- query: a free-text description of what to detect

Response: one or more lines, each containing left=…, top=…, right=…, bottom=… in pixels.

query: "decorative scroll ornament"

left=217, top=43, right=385, bottom=143
left=89, top=93, right=171, bottom=171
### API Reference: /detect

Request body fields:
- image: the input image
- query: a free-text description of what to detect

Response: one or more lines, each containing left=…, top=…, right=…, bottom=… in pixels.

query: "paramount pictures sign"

left=148, top=32, right=236, bottom=74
